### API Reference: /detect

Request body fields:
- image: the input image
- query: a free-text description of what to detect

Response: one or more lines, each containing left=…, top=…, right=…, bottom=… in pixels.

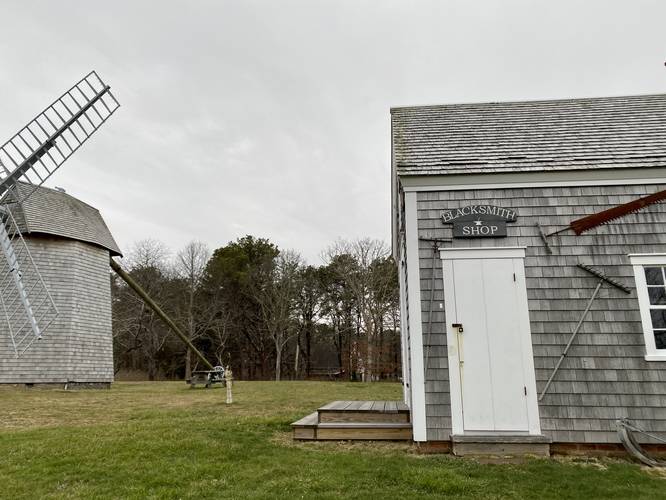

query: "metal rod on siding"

left=535, top=222, right=553, bottom=255
left=538, top=280, right=602, bottom=401
left=539, top=264, right=631, bottom=401
left=419, top=237, right=451, bottom=378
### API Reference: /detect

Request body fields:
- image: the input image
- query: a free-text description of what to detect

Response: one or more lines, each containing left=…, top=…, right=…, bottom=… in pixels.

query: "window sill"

left=644, top=354, right=666, bottom=362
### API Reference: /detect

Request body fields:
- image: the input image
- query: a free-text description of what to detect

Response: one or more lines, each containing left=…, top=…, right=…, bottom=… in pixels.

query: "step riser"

left=453, top=442, right=550, bottom=457
left=293, top=427, right=317, bottom=440
left=314, top=428, right=412, bottom=440
left=319, top=411, right=409, bottom=424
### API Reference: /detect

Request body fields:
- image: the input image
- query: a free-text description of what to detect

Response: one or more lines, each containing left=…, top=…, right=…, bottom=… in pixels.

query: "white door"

left=441, top=247, right=540, bottom=435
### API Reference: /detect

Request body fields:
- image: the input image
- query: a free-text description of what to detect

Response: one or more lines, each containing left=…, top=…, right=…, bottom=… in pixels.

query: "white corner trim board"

left=404, top=191, right=427, bottom=441
left=628, top=253, right=666, bottom=361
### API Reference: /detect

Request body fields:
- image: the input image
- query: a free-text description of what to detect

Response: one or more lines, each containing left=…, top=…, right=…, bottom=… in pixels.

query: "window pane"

left=645, top=267, right=664, bottom=285
left=648, top=287, right=666, bottom=305
left=655, top=330, right=666, bottom=349
left=650, top=309, right=666, bottom=329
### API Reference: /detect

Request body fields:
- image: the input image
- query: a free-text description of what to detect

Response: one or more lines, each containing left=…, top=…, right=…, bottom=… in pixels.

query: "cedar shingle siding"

left=0, top=238, right=114, bottom=384
left=417, top=184, right=666, bottom=443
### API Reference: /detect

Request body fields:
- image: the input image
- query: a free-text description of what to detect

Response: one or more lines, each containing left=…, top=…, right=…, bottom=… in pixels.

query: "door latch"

left=452, top=323, right=464, bottom=333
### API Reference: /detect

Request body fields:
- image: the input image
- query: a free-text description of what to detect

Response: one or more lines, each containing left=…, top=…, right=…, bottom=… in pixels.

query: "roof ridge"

left=390, top=92, right=666, bottom=113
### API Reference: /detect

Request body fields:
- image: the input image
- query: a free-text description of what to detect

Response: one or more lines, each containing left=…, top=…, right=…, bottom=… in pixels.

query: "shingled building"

left=0, top=184, right=120, bottom=387
left=392, top=94, right=666, bottom=455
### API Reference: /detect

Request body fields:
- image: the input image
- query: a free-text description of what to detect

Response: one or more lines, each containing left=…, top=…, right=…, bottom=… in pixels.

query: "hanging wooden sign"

left=440, top=205, right=517, bottom=238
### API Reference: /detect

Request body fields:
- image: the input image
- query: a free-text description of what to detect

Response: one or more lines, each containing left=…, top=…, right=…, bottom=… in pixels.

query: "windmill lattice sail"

left=0, top=71, right=119, bottom=356
left=0, top=71, right=119, bottom=203
left=0, top=199, right=58, bottom=356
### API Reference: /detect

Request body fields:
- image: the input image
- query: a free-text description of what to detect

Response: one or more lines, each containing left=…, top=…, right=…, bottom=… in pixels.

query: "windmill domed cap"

left=6, top=182, right=122, bottom=257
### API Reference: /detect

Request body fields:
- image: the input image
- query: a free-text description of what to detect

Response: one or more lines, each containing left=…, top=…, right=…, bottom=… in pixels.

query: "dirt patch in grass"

left=271, top=430, right=417, bottom=455
left=642, top=465, right=666, bottom=479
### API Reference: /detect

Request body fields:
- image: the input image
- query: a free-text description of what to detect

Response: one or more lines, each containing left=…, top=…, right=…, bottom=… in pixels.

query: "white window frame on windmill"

left=629, top=253, right=666, bottom=361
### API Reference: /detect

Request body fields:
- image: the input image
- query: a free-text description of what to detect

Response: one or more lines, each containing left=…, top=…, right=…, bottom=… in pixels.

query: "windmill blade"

left=0, top=71, right=120, bottom=205
left=0, top=203, right=58, bottom=356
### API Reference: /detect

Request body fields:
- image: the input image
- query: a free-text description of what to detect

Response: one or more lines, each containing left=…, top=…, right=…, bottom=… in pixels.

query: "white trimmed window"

left=629, top=254, right=666, bottom=361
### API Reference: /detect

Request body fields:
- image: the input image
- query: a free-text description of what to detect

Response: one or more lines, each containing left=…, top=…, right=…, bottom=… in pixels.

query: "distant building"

left=392, top=94, right=666, bottom=454
left=0, top=184, right=120, bottom=387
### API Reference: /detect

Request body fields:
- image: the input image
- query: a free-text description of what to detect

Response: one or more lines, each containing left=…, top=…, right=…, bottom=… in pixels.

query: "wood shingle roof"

left=7, top=183, right=122, bottom=256
left=391, top=93, right=666, bottom=176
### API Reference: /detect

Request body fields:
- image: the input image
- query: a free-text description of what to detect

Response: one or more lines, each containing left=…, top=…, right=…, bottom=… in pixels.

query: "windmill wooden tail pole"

left=538, top=264, right=631, bottom=401
left=109, top=258, right=221, bottom=384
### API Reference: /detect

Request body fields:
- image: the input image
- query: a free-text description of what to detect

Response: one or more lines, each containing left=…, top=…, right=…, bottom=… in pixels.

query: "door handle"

left=452, top=323, right=464, bottom=333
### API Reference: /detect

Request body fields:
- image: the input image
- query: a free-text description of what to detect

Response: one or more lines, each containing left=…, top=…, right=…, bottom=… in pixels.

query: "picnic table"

left=188, top=366, right=226, bottom=388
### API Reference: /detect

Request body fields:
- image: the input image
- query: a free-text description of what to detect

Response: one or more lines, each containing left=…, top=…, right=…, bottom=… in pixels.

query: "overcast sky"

left=1, top=1, right=665, bottom=263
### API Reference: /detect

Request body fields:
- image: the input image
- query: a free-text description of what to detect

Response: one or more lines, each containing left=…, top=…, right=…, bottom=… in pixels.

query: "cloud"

left=1, top=0, right=665, bottom=262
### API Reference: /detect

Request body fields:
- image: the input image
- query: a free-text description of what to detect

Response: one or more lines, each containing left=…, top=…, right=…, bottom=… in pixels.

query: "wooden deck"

left=292, top=400, right=412, bottom=441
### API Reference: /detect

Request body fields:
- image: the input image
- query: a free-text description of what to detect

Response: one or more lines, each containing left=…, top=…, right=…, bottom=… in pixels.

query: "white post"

left=225, top=366, right=233, bottom=404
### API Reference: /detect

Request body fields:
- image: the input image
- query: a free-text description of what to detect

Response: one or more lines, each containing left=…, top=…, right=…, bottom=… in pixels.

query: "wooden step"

left=318, top=400, right=410, bottom=424
left=292, top=401, right=413, bottom=441
left=291, top=412, right=413, bottom=441
left=315, top=422, right=412, bottom=441
left=291, top=412, right=318, bottom=440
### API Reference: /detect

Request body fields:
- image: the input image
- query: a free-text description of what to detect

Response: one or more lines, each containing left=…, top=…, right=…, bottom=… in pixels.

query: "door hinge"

left=524, top=386, right=527, bottom=396
left=513, top=273, right=516, bottom=282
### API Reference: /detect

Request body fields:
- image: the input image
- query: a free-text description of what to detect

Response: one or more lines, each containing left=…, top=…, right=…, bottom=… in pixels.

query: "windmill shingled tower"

left=0, top=183, right=121, bottom=386
left=0, top=71, right=119, bottom=386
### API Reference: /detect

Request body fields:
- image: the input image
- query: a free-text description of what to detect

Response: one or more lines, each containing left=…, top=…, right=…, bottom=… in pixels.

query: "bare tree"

left=175, top=240, right=211, bottom=380
left=126, top=238, right=170, bottom=271
left=254, top=249, right=303, bottom=381
left=114, top=239, right=174, bottom=380
left=322, top=238, right=391, bottom=381
left=294, top=265, right=324, bottom=378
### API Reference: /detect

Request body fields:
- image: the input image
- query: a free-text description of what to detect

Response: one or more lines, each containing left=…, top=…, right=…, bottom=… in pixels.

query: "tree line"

left=112, top=236, right=401, bottom=381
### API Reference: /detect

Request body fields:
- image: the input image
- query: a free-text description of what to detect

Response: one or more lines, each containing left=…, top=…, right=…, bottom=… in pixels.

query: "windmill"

left=0, top=71, right=119, bottom=357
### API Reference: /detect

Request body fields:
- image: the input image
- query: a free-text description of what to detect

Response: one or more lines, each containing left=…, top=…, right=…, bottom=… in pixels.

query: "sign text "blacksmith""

left=441, top=205, right=517, bottom=223
left=440, top=205, right=517, bottom=238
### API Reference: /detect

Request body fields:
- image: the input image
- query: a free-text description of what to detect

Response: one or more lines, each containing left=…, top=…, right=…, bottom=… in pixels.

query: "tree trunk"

left=186, top=282, right=195, bottom=381
left=293, top=342, right=300, bottom=379
left=377, top=316, right=383, bottom=380
left=275, top=343, right=282, bottom=381
left=305, top=324, right=312, bottom=378
left=147, top=355, right=157, bottom=381
left=185, top=347, right=192, bottom=380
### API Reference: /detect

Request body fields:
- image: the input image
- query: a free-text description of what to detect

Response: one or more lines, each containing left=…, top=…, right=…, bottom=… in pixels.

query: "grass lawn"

left=1, top=381, right=664, bottom=499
